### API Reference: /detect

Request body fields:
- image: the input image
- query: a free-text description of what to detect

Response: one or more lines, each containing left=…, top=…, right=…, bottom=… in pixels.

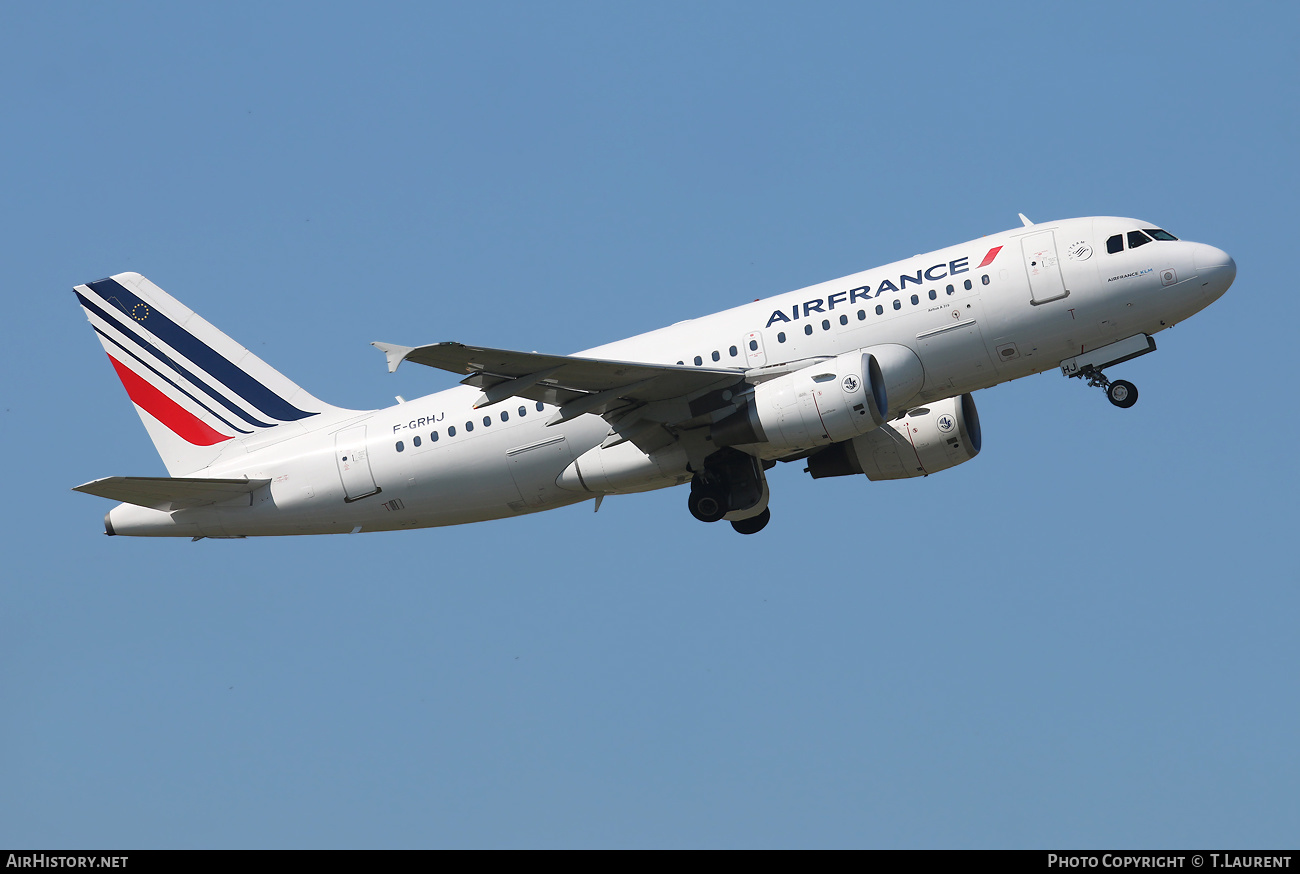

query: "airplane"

left=71, top=215, right=1236, bottom=538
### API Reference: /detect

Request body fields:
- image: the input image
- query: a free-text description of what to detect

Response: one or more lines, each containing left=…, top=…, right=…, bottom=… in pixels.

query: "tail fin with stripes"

left=74, top=272, right=354, bottom=475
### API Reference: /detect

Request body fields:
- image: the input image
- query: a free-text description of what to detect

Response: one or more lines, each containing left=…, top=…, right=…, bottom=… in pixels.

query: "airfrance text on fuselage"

left=765, top=257, right=970, bottom=328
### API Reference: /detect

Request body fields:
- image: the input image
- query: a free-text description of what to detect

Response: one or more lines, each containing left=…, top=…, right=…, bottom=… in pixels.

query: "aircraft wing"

left=72, top=476, right=271, bottom=511
left=372, top=341, right=746, bottom=440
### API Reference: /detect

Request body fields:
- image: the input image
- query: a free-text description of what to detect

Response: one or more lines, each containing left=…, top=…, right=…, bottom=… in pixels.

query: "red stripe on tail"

left=108, top=355, right=233, bottom=446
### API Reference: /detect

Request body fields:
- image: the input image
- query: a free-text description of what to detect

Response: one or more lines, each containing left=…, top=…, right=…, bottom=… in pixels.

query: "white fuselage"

left=105, top=216, right=1235, bottom=537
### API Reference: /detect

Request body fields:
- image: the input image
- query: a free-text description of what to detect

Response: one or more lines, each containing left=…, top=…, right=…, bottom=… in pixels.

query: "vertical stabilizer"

left=74, top=272, right=355, bottom=475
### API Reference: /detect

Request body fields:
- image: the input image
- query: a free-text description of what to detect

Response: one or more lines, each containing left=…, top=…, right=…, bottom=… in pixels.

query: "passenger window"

left=465, top=421, right=474, bottom=432
left=729, top=345, right=738, bottom=357
left=804, top=324, right=813, bottom=335
left=777, top=332, right=786, bottom=343
left=413, top=435, right=421, bottom=447
left=981, top=274, right=990, bottom=285
left=1106, top=234, right=1124, bottom=254
left=483, top=416, right=491, bottom=427
left=749, top=339, right=758, bottom=351
left=711, top=350, right=720, bottom=362
left=1146, top=228, right=1178, bottom=241
left=1128, top=230, right=1152, bottom=249
left=928, top=290, right=936, bottom=300
left=857, top=309, right=866, bottom=320
left=964, top=279, right=972, bottom=290
left=694, top=355, right=702, bottom=366
left=821, top=319, right=830, bottom=330
left=910, top=294, right=918, bottom=305
left=500, top=411, right=508, bottom=422
left=946, top=284, right=954, bottom=295
left=448, top=426, right=456, bottom=436
left=518, top=406, right=526, bottom=417
left=893, top=299, right=901, bottom=310
left=431, top=431, right=439, bottom=442
left=396, top=441, right=404, bottom=452
left=536, top=402, right=544, bottom=411
left=875, top=304, right=883, bottom=315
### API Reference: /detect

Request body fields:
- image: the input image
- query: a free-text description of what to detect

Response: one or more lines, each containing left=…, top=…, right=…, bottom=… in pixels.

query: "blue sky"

left=2, top=1, right=1297, bottom=848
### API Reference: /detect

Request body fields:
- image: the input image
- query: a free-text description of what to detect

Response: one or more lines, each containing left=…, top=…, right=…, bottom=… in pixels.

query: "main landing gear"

left=729, top=507, right=771, bottom=535
left=687, top=449, right=772, bottom=534
left=688, top=484, right=729, bottom=523
left=1076, top=366, right=1139, bottom=409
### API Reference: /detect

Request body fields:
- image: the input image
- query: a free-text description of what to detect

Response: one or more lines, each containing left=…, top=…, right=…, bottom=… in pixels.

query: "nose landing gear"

left=1060, top=335, right=1154, bottom=410
left=1107, top=379, right=1138, bottom=408
left=1077, top=366, right=1139, bottom=409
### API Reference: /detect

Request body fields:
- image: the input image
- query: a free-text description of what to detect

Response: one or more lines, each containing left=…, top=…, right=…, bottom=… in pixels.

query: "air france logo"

left=936, top=414, right=956, bottom=433
left=842, top=374, right=861, bottom=393
left=765, top=256, right=972, bottom=328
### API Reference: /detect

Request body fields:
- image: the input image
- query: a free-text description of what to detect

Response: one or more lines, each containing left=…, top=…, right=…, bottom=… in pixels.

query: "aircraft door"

left=1022, top=231, right=1069, bottom=304
left=743, top=331, right=767, bottom=367
left=335, top=426, right=381, bottom=502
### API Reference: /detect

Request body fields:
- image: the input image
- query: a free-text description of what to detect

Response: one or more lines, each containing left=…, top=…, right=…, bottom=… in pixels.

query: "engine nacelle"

left=556, top=440, right=691, bottom=494
left=863, top=343, right=925, bottom=416
left=806, top=393, right=982, bottom=481
left=712, top=350, right=888, bottom=456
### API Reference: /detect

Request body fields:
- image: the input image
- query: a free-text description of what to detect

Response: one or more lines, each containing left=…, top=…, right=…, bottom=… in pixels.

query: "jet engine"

left=861, top=343, right=925, bottom=414
left=806, top=393, right=982, bottom=480
left=711, top=350, right=888, bottom=457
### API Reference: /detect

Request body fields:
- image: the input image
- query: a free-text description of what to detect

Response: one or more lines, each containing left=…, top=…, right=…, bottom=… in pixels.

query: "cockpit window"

left=1145, top=228, right=1178, bottom=241
left=1127, top=230, right=1153, bottom=249
left=1106, top=234, right=1124, bottom=254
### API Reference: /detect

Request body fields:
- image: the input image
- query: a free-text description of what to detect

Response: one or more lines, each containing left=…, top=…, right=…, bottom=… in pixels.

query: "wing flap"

left=72, top=476, right=271, bottom=511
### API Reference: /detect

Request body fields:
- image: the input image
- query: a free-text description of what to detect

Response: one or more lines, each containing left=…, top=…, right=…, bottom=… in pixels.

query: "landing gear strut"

left=1075, top=366, right=1139, bottom=409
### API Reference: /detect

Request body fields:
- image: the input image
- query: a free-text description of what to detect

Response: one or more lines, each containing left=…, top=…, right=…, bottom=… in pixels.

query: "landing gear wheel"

left=1108, top=379, right=1138, bottom=408
left=688, top=486, right=728, bottom=523
left=731, top=507, right=770, bottom=535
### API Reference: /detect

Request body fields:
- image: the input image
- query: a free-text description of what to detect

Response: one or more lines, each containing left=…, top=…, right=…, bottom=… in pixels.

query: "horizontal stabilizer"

left=72, top=476, right=271, bottom=511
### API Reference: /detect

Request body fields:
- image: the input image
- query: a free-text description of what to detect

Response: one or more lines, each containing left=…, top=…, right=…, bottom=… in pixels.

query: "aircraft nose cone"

left=1192, top=243, right=1236, bottom=299
left=1193, top=243, right=1236, bottom=281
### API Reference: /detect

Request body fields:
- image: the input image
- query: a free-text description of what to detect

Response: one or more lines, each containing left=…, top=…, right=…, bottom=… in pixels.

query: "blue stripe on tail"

left=92, top=325, right=254, bottom=435
left=77, top=290, right=277, bottom=429
left=86, top=278, right=317, bottom=423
